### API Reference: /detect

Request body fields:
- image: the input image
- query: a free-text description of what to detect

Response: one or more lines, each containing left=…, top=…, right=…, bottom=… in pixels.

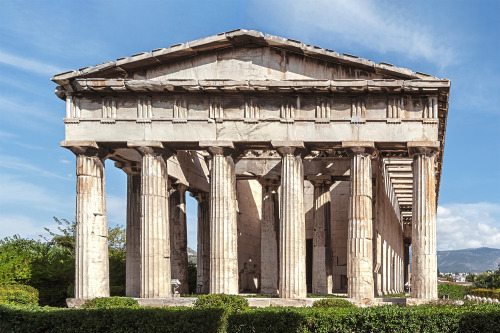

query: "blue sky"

left=0, top=0, right=499, bottom=251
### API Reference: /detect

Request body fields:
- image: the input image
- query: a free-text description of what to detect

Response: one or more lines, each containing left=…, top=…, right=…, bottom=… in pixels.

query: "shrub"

left=312, top=298, right=354, bottom=308
left=469, top=288, right=500, bottom=299
left=82, top=296, right=139, bottom=309
left=194, top=294, right=249, bottom=312
left=438, top=283, right=466, bottom=300
left=0, top=304, right=226, bottom=333
left=1, top=302, right=500, bottom=333
left=0, top=285, right=39, bottom=305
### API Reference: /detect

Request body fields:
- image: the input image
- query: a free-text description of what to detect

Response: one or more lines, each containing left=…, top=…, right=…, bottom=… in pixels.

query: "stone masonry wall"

left=237, top=179, right=262, bottom=292
left=331, top=181, right=349, bottom=292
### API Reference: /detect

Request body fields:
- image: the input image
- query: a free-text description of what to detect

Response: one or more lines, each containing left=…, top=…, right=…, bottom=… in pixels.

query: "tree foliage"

left=0, top=217, right=127, bottom=306
left=472, top=264, right=500, bottom=289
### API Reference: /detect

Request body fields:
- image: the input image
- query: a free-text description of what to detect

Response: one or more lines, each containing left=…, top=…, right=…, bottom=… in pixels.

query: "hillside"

left=437, top=247, right=500, bottom=273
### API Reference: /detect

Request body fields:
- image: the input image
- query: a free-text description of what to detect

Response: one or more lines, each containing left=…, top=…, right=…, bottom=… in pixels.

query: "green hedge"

left=0, top=304, right=227, bottom=333
left=82, top=297, right=139, bottom=309
left=0, top=285, right=39, bottom=305
left=469, top=288, right=500, bottom=299
left=1, top=303, right=500, bottom=333
left=194, top=294, right=249, bottom=312
left=438, top=283, right=467, bottom=300
left=227, top=304, right=500, bottom=333
left=312, top=298, right=354, bottom=308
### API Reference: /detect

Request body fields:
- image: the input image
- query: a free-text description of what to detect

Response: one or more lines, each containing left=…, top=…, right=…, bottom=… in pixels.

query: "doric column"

left=310, top=177, right=333, bottom=295
left=170, top=183, right=189, bottom=295
left=404, top=238, right=411, bottom=287
left=116, top=162, right=141, bottom=298
left=375, top=233, right=382, bottom=296
left=207, top=146, right=238, bottom=294
left=410, top=145, right=438, bottom=299
left=400, top=256, right=404, bottom=292
left=390, top=248, right=395, bottom=293
left=133, top=143, right=172, bottom=298
left=346, top=143, right=375, bottom=300
left=193, top=192, right=210, bottom=294
left=382, top=239, right=388, bottom=294
left=260, top=178, right=280, bottom=295
left=276, top=145, right=306, bottom=298
left=70, top=144, right=109, bottom=299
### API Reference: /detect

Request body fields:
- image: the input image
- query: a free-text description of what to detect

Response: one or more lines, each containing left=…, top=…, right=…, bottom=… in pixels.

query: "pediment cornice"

left=52, top=29, right=445, bottom=86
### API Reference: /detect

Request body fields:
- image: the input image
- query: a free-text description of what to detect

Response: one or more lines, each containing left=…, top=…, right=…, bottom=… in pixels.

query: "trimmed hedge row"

left=0, top=304, right=227, bottom=333
left=82, top=297, right=139, bottom=309
left=469, top=288, right=500, bottom=299
left=0, top=285, right=39, bottom=305
left=438, top=283, right=467, bottom=300
left=1, top=303, right=500, bottom=333
left=311, top=298, right=354, bottom=308
left=229, top=304, right=500, bottom=333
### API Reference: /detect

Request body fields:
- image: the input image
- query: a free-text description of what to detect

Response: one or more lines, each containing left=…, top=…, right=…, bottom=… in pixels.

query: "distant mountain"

left=187, top=247, right=197, bottom=264
left=437, top=247, right=500, bottom=273
left=187, top=247, right=196, bottom=257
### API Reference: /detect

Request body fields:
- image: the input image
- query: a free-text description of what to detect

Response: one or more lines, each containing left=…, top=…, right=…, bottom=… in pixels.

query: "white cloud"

left=265, top=0, right=455, bottom=67
left=0, top=50, right=64, bottom=76
left=0, top=214, right=64, bottom=241
left=0, top=49, right=65, bottom=77
left=0, top=174, right=70, bottom=212
left=106, top=194, right=126, bottom=227
left=0, top=155, right=68, bottom=180
left=0, top=130, right=17, bottom=138
left=0, top=96, right=58, bottom=121
left=437, top=202, right=500, bottom=251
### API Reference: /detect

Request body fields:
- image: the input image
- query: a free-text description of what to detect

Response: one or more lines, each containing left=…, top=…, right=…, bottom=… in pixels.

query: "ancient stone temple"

left=52, top=30, right=449, bottom=302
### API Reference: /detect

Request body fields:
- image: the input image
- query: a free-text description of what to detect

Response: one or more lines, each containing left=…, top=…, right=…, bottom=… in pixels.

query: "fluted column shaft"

left=347, top=150, right=374, bottom=300
left=209, top=147, right=238, bottom=294
left=391, top=248, right=395, bottom=293
left=311, top=179, right=333, bottom=295
left=170, top=184, right=189, bottom=294
left=382, top=240, right=387, bottom=294
left=140, top=151, right=171, bottom=298
left=278, top=147, right=306, bottom=298
left=195, top=192, right=210, bottom=294
left=411, top=150, right=438, bottom=299
left=125, top=171, right=141, bottom=297
left=260, top=179, right=280, bottom=295
left=75, top=153, right=109, bottom=299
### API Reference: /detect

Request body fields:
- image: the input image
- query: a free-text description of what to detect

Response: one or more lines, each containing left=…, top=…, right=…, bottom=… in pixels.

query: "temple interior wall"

left=331, top=181, right=349, bottom=292
left=236, top=179, right=262, bottom=292
left=304, top=181, right=314, bottom=240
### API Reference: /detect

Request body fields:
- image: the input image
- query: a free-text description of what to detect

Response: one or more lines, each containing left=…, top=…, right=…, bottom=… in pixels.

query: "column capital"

left=171, top=182, right=189, bottom=193
left=200, top=141, right=235, bottom=157
left=342, top=141, right=376, bottom=157
left=190, top=191, right=209, bottom=203
left=115, top=161, right=141, bottom=175
left=272, top=141, right=305, bottom=157
left=307, top=175, right=333, bottom=186
left=128, top=141, right=174, bottom=159
left=408, top=141, right=440, bottom=157
left=258, top=177, right=280, bottom=188
left=61, top=140, right=108, bottom=159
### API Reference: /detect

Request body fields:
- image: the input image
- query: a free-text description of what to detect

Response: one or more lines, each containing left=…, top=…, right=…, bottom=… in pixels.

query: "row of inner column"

left=73, top=145, right=437, bottom=300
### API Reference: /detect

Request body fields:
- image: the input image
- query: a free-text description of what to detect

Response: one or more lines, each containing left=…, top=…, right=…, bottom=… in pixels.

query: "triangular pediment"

left=52, top=30, right=437, bottom=86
